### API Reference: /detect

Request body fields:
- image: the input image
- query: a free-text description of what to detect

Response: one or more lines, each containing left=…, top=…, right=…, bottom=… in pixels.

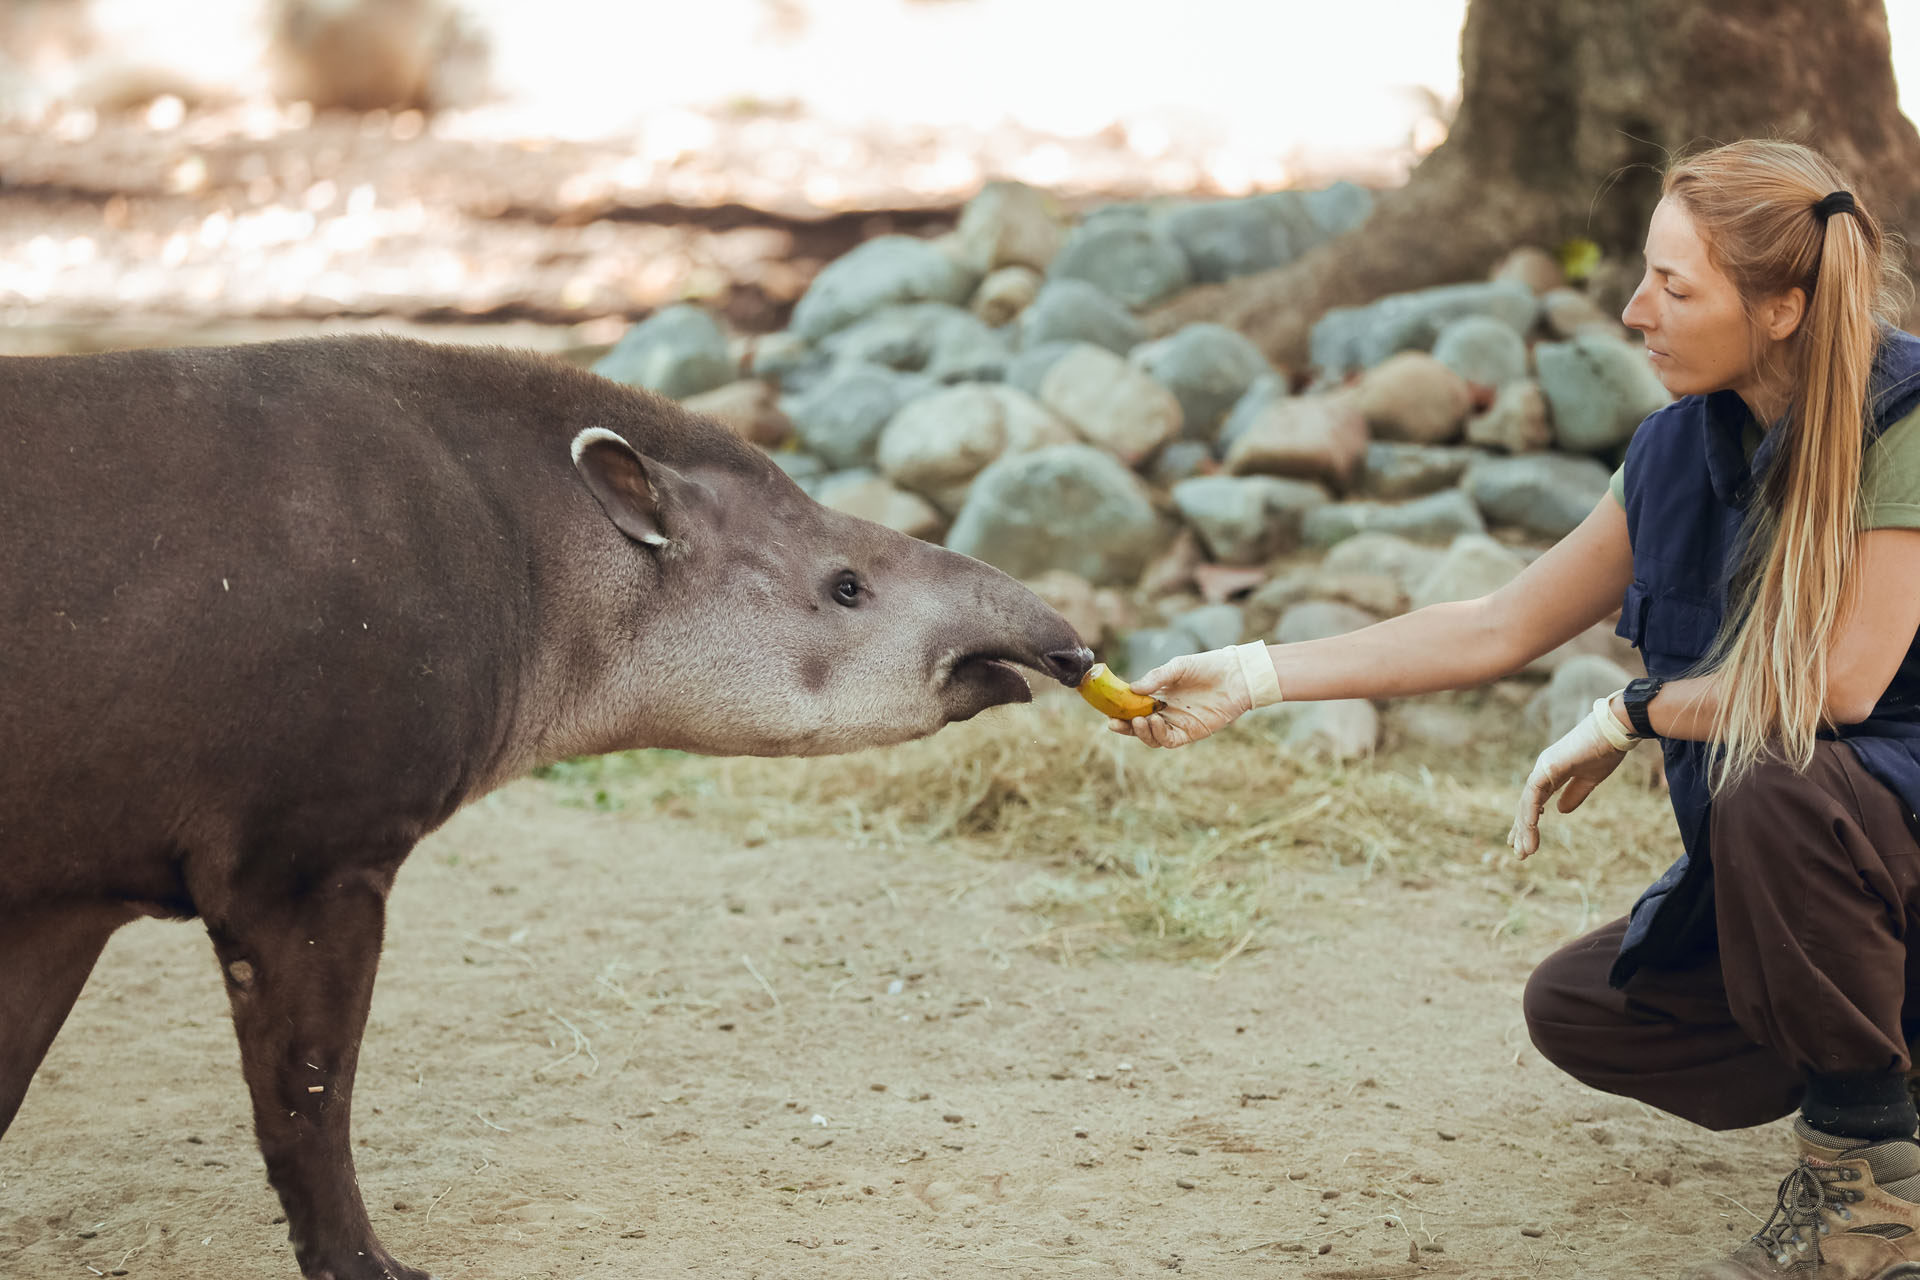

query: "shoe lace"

left=1751, top=1159, right=1864, bottom=1265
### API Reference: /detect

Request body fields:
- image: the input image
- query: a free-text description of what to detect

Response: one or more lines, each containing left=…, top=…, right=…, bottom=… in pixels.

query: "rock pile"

left=593, top=180, right=1665, bottom=758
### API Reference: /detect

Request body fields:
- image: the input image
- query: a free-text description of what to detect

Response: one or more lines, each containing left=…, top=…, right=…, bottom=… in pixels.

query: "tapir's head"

left=560, top=423, right=1094, bottom=758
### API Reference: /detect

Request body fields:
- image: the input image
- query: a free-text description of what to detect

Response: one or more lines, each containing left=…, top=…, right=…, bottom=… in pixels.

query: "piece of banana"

left=1076, top=662, right=1164, bottom=719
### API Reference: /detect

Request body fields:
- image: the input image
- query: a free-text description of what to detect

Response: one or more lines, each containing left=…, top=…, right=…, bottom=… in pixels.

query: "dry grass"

left=533, top=688, right=1685, bottom=961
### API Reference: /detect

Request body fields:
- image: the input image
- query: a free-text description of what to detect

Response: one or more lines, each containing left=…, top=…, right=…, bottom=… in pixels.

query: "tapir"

left=0, top=335, right=1094, bottom=1280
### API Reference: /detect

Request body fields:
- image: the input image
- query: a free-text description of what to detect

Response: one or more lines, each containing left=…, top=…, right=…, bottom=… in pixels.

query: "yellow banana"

left=1076, top=662, right=1164, bottom=719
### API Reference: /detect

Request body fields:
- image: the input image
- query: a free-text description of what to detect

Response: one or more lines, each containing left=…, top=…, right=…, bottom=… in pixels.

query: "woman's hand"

left=1508, top=697, right=1637, bottom=859
left=1105, top=648, right=1256, bottom=749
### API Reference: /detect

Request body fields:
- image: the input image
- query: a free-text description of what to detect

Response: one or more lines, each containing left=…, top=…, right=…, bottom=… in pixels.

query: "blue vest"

left=1610, top=329, right=1920, bottom=987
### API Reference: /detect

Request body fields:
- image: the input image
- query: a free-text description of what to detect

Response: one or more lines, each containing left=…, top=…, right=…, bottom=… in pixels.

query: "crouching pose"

left=1113, top=140, right=1920, bottom=1279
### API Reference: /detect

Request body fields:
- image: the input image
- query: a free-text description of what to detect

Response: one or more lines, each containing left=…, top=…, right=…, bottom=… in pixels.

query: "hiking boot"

left=1696, top=1120, right=1920, bottom=1278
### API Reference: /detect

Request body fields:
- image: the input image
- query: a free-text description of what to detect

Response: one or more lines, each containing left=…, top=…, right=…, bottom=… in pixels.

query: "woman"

left=1111, top=140, right=1920, bottom=1278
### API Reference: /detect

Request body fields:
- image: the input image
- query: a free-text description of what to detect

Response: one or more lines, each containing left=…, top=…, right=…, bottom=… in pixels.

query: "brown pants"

left=1524, top=741, right=1920, bottom=1132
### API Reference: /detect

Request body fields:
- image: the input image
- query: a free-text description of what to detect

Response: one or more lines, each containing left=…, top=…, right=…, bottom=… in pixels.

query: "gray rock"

left=1038, top=344, right=1184, bottom=466
left=1171, top=474, right=1330, bottom=565
left=1464, top=453, right=1613, bottom=538
left=877, top=383, right=1076, bottom=501
left=1172, top=602, right=1247, bottom=651
left=1323, top=531, right=1443, bottom=592
left=1311, top=280, right=1539, bottom=375
left=747, top=329, right=828, bottom=392
left=1019, top=278, right=1145, bottom=355
left=946, top=444, right=1169, bottom=586
left=1360, top=442, right=1478, bottom=499
left=1526, top=654, right=1638, bottom=740
left=1465, top=379, right=1553, bottom=454
left=1272, top=600, right=1378, bottom=645
left=1048, top=206, right=1193, bottom=309
left=1148, top=439, right=1215, bottom=486
left=1249, top=567, right=1407, bottom=621
left=1431, top=314, right=1530, bottom=389
left=1247, top=699, right=1380, bottom=760
left=1162, top=196, right=1295, bottom=284
left=1304, top=488, right=1486, bottom=548
left=1006, top=340, right=1082, bottom=396
left=791, top=235, right=977, bottom=341
left=1390, top=702, right=1483, bottom=750
left=819, top=302, right=1011, bottom=384
left=1534, top=330, right=1671, bottom=454
left=954, top=180, right=1065, bottom=274
left=1128, top=323, right=1275, bottom=441
left=787, top=365, right=928, bottom=469
left=1541, top=287, right=1622, bottom=339
left=592, top=303, right=735, bottom=399
left=1408, top=533, right=1529, bottom=609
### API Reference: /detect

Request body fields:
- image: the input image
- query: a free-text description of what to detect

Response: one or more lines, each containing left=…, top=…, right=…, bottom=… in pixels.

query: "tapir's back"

left=0, top=338, right=573, bottom=905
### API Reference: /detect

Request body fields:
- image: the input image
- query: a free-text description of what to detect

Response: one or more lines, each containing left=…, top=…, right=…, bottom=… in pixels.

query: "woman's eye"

left=1664, top=288, right=1686, bottom=300
left=832, top=573, right=862, bottom=606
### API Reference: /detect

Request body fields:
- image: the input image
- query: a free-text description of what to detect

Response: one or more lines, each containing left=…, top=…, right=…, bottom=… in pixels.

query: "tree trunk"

left=1145, top=0, right=1920, bottom=369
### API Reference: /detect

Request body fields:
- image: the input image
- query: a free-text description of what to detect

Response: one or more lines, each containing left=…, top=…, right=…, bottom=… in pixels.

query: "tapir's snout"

left=1042, top=645, right=1097, bottom=687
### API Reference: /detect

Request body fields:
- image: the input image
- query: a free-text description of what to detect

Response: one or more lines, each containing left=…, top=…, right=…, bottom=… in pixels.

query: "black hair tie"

left=1814, top=190, right=1858, bottom=221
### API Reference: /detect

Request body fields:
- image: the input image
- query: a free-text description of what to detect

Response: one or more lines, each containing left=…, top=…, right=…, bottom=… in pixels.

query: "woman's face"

left=1620, top=197, right=1766, bottom=401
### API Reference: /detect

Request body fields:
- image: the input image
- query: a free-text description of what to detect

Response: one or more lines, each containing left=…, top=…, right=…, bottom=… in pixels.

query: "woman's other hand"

left=1508, top=698, right=1637, bottom=859
left=1105, top=649, right=1255, bottom=749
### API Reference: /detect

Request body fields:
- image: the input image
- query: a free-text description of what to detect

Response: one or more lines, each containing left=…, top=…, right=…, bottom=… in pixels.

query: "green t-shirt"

left=1607, top=403, right=1920, bottom=530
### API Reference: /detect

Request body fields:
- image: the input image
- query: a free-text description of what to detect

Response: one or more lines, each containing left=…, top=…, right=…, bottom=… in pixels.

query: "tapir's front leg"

left=205, top=863, right=427, bottom=1280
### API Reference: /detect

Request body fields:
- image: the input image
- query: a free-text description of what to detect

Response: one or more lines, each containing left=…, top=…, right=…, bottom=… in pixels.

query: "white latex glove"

left=1508, top=695, right=1638, bottom=859
left=1107, top=641, right=1283, bottom=749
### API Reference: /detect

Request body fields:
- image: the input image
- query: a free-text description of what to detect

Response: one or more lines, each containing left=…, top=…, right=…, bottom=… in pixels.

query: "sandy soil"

left=3, top=772, right=1791, bottom=1280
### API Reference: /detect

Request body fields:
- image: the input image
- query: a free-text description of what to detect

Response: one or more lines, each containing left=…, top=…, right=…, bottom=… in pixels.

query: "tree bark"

left=1145, top=0, right=1920, bottom=369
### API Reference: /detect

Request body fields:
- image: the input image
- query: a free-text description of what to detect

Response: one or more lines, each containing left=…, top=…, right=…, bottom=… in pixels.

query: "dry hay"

left=533, top=688, right=1684, bottom=962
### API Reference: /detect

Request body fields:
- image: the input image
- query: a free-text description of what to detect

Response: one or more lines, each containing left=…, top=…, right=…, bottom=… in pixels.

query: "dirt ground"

left=2, top=766, right=1792, bottom=1280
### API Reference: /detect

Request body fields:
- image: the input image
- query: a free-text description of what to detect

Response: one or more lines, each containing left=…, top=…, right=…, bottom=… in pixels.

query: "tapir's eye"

left=830, top=571, right=863, bottom=607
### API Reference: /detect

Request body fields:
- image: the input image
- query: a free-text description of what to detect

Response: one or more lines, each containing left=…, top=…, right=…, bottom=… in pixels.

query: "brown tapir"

left=0, top=334, right=1093, bottom=1280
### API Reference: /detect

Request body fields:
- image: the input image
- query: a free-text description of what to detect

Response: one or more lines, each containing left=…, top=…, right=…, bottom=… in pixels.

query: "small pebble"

left=1321, top=1189, right=1340, bottom=1201
left=1521, top=1227, right=1546, bottom=1238
left=1317, top=1243, right=1332, bottom=1256
left=1177, top=1145, right=1199, bottom=1156
left=392, top=1200, right=411, bottom=1212
left=942, top=1113, right=963, bottom=1124
left=1073, top=1129, right=1089, bottom=1138
left=1175, top=1177, right=1197, bottom=1189
left=870, top=1083, right=887, bottom=1092
left=1437, top=1130, right=1459, bottom=1141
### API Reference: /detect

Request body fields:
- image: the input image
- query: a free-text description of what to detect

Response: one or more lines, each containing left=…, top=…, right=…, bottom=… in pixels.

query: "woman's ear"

left=1762, top=286, right=1808, bottom=343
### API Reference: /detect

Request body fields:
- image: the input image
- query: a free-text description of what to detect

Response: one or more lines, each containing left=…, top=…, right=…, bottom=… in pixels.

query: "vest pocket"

left=1618, top=581, right=1720, bottom=673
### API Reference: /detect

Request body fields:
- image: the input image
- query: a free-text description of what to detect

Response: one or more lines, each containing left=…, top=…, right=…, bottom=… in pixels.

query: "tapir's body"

left=0, top=336, right=1091, bottom=1280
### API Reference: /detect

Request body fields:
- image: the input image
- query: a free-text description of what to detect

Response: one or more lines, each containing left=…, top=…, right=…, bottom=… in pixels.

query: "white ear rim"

left=570, top=425, right=628, bottom=464
left=569, top=426, right=672, bottom=547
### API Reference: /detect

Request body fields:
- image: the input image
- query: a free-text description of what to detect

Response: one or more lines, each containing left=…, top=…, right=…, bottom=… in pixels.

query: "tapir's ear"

left=570, top=427, right=681, bottom=547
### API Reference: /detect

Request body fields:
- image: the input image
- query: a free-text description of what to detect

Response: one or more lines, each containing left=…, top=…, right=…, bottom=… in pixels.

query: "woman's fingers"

left=1557, top=776, right=1600, bottom=813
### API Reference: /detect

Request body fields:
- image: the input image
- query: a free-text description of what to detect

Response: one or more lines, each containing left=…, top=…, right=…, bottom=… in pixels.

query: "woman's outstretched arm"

left=1114, top=496, right=1636, bottom=749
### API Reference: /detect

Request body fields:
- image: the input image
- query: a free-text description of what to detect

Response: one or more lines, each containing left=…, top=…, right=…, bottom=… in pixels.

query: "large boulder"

left=1129, top=323, right=1275, bottom=441
left=1304, top=488, right=1486, bottom=547
left=819, top=302, right=1011, bottom=384
left=790, top=235, right=976, bottom=341
left=954, top=180, right=1066, bottom=274
left=1018, top=278, right=1144, bottom=355
left=946, top=444, right=1169, bottom=586
left=1465, top=379, right=1554, bottom=454
left=1162, top=195, right=1296, bottom=283
left=1048, top=205, right=1193, bottom=309
left=592, top=303, right=735, bottom=399
left=1431, top=314, right=1530, bottom=390
left=1408, top=533, right=1529, bottom=609
left=1171, top=474, right=1330, bottom=565
left=1310, top=280, right=1538, bottom=375
left=1359, top=442, right=1477, bottom=499
left=1534, top=330, right=1671, bottom=454
left=876, top=383, right=1076, bottom=508
left=1354, top=352, right=1474, bottom=444
left=1464, top=453, right=1613, bottom=539
left=787, top=365, right=929, bottom=470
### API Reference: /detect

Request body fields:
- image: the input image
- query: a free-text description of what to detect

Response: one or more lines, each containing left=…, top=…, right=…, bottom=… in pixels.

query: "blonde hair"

left=1661, top=140, right=1911, bottom=792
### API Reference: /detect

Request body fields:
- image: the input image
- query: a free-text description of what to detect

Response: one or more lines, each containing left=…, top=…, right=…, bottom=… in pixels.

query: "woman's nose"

left=1620, top=280, right=1653, bottom=333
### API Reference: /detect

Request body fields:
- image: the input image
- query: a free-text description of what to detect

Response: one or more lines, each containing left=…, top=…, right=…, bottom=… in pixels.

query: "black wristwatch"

left=1622, top=676, right=1667, bottom=740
